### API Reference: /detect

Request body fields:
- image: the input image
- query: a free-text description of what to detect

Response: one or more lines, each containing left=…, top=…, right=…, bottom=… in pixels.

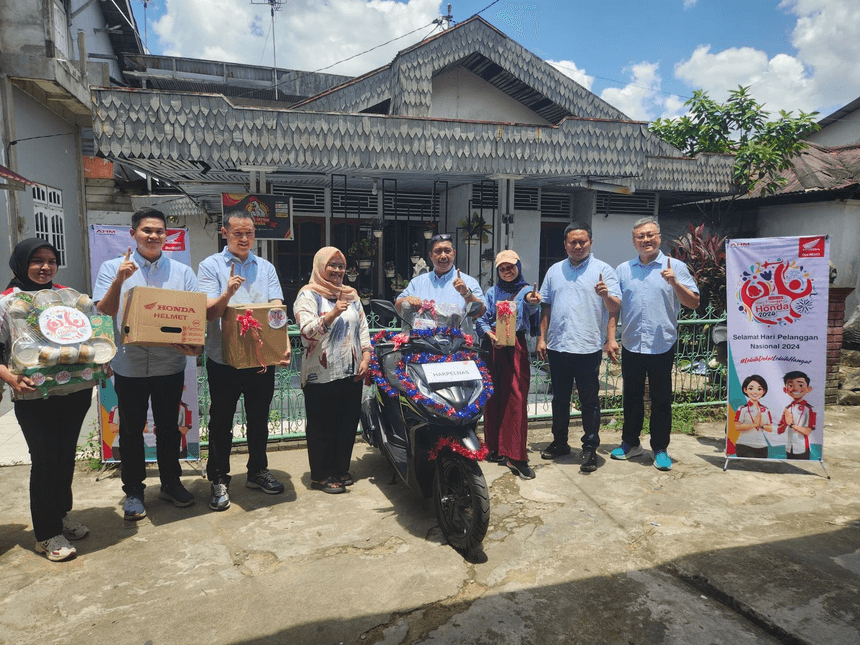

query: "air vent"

left=514, top=186, right=539, bottom=211
left=595, top=191, right=656, bottom=218
left=270, top=185, right=325, bottom=213
left=540, top=192, right=571, bottom=217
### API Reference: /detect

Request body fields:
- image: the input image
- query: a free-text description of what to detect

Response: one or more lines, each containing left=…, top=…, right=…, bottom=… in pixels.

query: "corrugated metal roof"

left=745, top=142, right=860, bottom=198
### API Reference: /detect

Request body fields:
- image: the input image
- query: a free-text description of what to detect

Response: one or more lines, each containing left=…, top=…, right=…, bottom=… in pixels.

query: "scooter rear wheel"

left=433, top=452, right=490, bottom=551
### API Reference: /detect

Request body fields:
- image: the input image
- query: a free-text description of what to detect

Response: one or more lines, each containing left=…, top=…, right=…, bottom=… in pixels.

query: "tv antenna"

left=250, top=0, right=286, bottom=99
left=135, top=0, right=157, bottom=50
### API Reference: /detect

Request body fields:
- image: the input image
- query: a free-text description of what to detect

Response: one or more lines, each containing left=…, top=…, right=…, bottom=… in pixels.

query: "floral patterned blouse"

left=294, top=290, right=372, bottom=387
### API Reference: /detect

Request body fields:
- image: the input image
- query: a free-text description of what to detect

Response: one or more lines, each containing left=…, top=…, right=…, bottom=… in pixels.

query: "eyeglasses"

left=633, top=232, right=659, bottom=241
left=325, top=263, right=346, bottom=271
left=429, top=233, right=452, bottom=243
left=229, top=231, right=255, bottom=240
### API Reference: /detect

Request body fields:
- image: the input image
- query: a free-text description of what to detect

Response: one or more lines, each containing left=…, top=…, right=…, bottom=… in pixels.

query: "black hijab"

left=7, top=238, right=59, bottom=291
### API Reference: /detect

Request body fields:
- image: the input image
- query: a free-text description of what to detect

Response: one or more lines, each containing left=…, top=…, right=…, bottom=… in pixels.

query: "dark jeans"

left=621, top=347, right=675, bottom=453
left=206, top=359, right=275, bottom=484
left=15, top=388, right=92, bottom=541
left=303, top=377, right=362, bottom=481
left=114, top=371, right=184, bottom=494
left=547, top=349, right=602, bottom=450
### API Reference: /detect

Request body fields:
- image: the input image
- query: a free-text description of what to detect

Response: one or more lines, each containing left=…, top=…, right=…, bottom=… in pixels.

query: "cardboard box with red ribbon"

left=222, top=303, right=289, bottom=370
left=495, top=300, right=518, bottom=347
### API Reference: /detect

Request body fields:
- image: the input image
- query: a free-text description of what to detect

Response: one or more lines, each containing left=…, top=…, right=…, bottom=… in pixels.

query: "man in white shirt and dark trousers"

left=197, top=211, right=291, bottom=511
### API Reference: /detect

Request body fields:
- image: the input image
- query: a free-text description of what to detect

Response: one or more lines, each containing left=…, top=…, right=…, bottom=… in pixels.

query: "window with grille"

left=32, top=184, right=66, bottom=267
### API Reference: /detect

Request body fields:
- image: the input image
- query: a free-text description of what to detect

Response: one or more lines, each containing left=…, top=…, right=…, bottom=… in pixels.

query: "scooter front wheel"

left=433, top=452, right=490, bottom=551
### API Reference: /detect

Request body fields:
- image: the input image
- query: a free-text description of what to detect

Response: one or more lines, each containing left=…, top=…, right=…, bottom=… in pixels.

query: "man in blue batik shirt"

left=94, top=208, right=201, bottom=521
left=536, top=222, right=620, bottom=473
left=605, top=218, right=699, bottom=471
left=197, top=210, right=291, bottom=512
left=396, top=233, right=486, bottom=320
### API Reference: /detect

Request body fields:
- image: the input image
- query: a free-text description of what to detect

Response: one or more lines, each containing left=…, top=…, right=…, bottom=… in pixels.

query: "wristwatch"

left=463, top=288, right=473, bottom=299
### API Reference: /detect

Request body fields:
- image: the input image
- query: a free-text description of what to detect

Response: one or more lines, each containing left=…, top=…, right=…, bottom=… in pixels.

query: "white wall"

left=758, top=201, right=860, bottom=320
left=430, top=67, right=552, bottom=125
left=808, top=108, right=860, bottom=147
left=591, top=213, right=642, bottom=270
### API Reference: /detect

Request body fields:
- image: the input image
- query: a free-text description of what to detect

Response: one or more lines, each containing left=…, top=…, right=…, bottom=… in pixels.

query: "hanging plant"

left=383, top=261, right=396, bottom=278
left=459, top=212, right=492, bottom=245
left=390, top=273, right=409, bottom=293
left=345, top=266, right=359, bottom=283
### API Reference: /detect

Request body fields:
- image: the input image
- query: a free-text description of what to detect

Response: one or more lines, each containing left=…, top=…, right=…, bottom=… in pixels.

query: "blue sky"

left=128, top=0, right=859, bottom=121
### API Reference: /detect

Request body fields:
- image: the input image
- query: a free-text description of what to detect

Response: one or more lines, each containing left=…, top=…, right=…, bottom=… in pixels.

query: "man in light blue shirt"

left=396, top=233, right=486, bottom=320
left=606, top=218, right=699, bottom=471
left=537, top=222, right=620, bottom=472
left=197, top=210, right=290, bottom=511
left=94, top=208, right=201, bottom=520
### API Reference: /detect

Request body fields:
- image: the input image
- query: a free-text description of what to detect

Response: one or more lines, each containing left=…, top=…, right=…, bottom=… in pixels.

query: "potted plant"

left=480, top=248, right=495, bottom=273
left=670, top=223, right=727, bottom=316
left=459, top=212, right=492, bottom=246
left=383, top=260, right=396, bottom=278
left=345, top=266, right=359, bottom=283
left=390, top=274, right=409, bottom=295
left=409, top=242, right=422, bottom=264
left=358, top=288, right=373, bottom=306
left=348, top=238, right=378, bottom=269
left=423, top=220, right=436, bottom=240
left=371, top=217, right=385, bottom=238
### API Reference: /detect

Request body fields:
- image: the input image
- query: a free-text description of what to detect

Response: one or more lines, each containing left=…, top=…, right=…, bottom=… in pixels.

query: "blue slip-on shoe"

left=653, top=451, right=673, bottom=471
left=609, top=442, right=644, bottom=460
left=158, top=481, right=195, bottom=507
left=123, top=492, right=147, bottom=521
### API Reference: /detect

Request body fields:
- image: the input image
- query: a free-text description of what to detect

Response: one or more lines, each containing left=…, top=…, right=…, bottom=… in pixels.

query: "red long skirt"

left=482, top=333, right=531, bottom=462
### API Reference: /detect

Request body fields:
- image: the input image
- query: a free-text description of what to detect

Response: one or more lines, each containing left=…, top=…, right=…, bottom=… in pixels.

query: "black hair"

left=564, top=221, right=592, bottom=240
left=131, top=208, right=167, bottom=230
left=783, top=371, right=810, bottom=386
left=223, top=210, right=255, bottom=229
left=742, top=374, right=768, bottom=395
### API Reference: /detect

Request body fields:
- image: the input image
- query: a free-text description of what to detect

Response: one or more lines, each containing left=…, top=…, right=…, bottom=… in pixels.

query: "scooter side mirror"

left=465, top=300, right=483, bottom=319
left=371, top=299, right=400, bottom=322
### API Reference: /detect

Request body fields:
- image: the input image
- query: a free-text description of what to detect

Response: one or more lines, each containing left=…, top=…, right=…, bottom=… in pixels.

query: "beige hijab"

left=299, top=246, right=357, bottom=302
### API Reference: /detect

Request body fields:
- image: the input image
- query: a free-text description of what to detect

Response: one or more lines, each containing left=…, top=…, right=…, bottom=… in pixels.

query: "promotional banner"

left=726, top=236, right=829, bottom=463
left=88, top=225, right=200, bottom=463
left=221, top=193, right=293, bottom=240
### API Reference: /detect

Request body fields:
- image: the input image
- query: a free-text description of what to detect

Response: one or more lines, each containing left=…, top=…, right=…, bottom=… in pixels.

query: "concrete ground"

left=1, top=408, right=859, bottom=645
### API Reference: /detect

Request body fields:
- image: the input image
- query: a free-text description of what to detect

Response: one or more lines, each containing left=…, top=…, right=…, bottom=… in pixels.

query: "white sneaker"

left=35, top=535, right=77, bottom=561
left=62, top=515, right=89, bottom=540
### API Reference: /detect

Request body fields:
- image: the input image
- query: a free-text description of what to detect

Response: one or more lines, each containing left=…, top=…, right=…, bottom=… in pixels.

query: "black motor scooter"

left=360, top=299, right=491, bottom=552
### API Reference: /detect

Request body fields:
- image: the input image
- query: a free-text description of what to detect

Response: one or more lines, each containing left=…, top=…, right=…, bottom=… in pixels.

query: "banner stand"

left=723, top=455, right=830, bottom=478
left=724, top=235, right=830, bottom=479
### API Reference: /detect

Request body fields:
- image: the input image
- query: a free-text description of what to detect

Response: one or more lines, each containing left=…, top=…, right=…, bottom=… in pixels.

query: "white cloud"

left=683, top=0, right=697, bottom=8
left=153, top=0, right=441, bottom=76
left=547, top=60, right=594, bottom=90
left=598, top=62, right=685, bottom=122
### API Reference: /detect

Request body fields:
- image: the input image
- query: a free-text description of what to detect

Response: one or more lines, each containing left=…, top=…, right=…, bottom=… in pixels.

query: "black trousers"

left=15, top=388, right=92, bottom=542
left=206, top=359, right=275, bottom=484
left=114, top=371, right=184, bottom=494
left=547, top=349, right=603, bottom=450
left=303, top=377, right=362, bottom=482
left=621, top=347, right=675, bottom=453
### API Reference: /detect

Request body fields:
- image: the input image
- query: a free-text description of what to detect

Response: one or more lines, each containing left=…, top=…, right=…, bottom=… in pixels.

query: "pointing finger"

left=229, top=263, right=235, bottom=278
left=457, top=269, right=461, bottom=280
left=667, top=258, right=672, bottom=269
left=532, top=283, right=538, bottom=294
left=599, top=272, right=603, bottom=282
left=124, top=247, right=132, bottom=261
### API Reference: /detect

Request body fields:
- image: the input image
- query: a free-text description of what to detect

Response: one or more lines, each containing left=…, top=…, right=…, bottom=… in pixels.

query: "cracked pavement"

left=1, top=409, right=859, bottom=644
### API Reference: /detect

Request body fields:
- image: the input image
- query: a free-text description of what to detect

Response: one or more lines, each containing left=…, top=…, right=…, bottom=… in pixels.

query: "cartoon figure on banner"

left=778, top=371, right=818, bottom=460
left=738, top=259, right=816, bottom=326
left=731, top=374, right=774, bottom=459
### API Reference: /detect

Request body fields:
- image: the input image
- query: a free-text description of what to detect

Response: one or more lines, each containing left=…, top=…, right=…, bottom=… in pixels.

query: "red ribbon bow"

left=392, top=333, right=410, bottom=350
left=236, top=310, right=267, bottom=373
left=497, top=301, right=514, bottom=317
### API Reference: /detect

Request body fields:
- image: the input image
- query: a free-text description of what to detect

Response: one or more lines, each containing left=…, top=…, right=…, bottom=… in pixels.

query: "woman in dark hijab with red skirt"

left=0, top=239, right=94, bottom=561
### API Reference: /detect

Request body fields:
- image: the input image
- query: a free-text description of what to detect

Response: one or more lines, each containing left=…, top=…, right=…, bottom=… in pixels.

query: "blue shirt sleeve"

left=602, top=264, right=621, bottom=298
left=93, top=259, right=119, bottom=302
left=476, top=287, right=497, bottom=336
left=266, top=260, right=284, bottom=301
left=197, top=256, right=222, bottom=300
left=673, top=260, right=699, bottom=294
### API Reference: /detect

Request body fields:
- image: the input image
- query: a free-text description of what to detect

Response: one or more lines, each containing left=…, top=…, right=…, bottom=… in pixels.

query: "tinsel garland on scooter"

left=368, top=327, right=493, bottom=422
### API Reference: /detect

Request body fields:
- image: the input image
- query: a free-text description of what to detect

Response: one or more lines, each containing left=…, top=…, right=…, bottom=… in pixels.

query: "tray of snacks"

left=6, top=288, right=116, bottom=396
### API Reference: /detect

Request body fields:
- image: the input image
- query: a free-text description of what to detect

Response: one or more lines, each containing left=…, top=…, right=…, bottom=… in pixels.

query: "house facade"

left=88, top=16, right=735, bottom=310
left=0, top=0, right=142, bottom=291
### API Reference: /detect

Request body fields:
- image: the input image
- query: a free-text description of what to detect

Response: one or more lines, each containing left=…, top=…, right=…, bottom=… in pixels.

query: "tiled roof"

left=91, top=87, right=734, bottom=194
left=745, top=142, right=860, bottom=198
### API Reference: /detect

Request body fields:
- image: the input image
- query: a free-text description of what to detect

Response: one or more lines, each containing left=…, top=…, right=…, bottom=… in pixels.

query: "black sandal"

left=338, top=473, right=354, bottom=486
left=311, top=477, right=346, bottom=494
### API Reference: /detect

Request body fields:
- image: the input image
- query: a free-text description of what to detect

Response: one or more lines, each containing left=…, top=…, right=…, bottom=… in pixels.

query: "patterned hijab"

left=299, top=247, right=357, bottom=302
left=7, top=238, right=59, bottom=291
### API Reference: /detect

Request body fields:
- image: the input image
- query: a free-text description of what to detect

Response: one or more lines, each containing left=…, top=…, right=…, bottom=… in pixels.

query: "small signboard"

left=221, top=193, right=294, bottom=240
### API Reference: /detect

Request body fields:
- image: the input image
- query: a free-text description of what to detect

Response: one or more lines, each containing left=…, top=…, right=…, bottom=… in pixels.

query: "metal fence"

left=197, top=306, right=727, bottom=445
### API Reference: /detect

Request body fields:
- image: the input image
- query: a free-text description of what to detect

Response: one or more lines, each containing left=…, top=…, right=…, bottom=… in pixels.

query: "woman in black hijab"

left=0, top=239, right=94, bottom=561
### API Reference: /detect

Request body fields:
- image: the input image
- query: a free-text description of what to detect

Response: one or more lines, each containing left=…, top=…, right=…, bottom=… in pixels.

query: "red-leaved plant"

left=670, top=223, right=726, bottom=316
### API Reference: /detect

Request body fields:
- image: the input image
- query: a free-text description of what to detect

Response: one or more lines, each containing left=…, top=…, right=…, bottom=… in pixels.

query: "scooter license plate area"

left=421, top=361, right=481, bottom=385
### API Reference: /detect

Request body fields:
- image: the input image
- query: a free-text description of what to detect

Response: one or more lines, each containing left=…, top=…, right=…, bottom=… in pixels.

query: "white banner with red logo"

left=88, top=225, right=200, bottom=463
left=726, top=236, right=829, bottom=462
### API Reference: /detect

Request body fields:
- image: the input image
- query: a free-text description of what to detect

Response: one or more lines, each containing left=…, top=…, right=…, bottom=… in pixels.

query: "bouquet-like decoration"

left=237, top=309, right=267, bottom=373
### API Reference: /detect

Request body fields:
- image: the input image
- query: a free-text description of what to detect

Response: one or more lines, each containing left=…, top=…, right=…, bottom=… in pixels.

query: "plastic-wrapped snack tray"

left=7, top=289, right=116, bottom=395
